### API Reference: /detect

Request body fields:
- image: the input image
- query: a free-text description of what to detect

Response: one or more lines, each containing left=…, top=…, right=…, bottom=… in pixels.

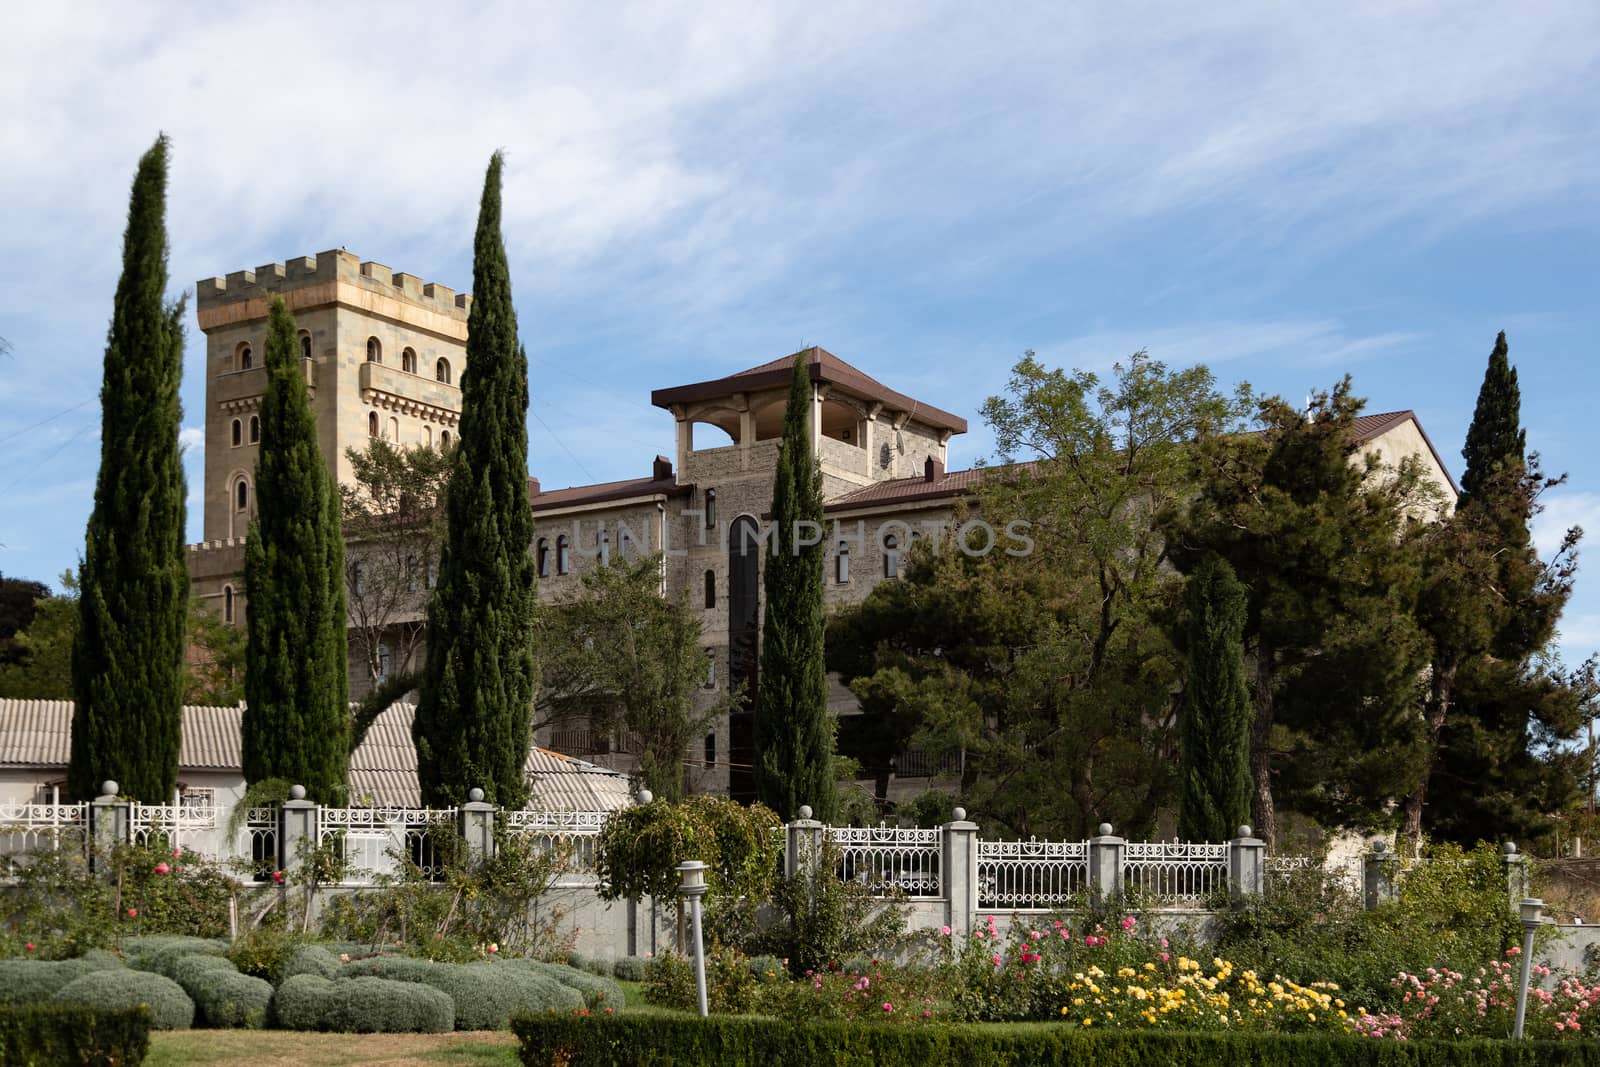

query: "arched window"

left=883, top=534, right=899, bottom=579
left=235, top=479, right=249, bottom=511
left=536, top=538, right=550, bottom=578
left=388, top=416, right=399, bottom=441
left=352, top=561, right=366, bottom=596
left=299, top=332, right=311, bottom=360
left=556, top=535, right=571, bottom=575
left=223, top=585, right=235, bottom=624
left=435, top=357, right=452, bottom=384
left=705, top=488, right=717, bottom=530
left=368, top=412, right=379, bottom=438
left=704, top=648, right=717, bottom=689
left=704, top=569, right=716, bottom=609
left=440, top=430, right=451, bottom=448
left=231, top=419, right=242, bottom=447
left=422, top=425, right=433, bottom=448
left=366, top=337, right=381, bottom=363
left=704, top=731, right=716, bottom=765
left=236, top=342, right=253, bottom=371
left=249, top=415, right=260, bottom=443
left=377, top=643, right=392, bottom=680
left=836, top=541, right=850, bottom=584
left=402, top=347, right=417, bottom=374
left=598, top=528, right=611, bottom=566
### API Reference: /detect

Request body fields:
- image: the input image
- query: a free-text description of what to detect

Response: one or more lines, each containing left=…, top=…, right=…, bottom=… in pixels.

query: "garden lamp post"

left=1513, top=897, right=1544, bottom=1039
left=678, top=860, right=709, bottom=1017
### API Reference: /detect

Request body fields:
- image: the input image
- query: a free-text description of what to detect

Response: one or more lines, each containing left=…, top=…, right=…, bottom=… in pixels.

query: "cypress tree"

left=241, top=297, right=349, bottom=803
left=753, top=352, right=835, bottom=822
left=1459, top=331, right=1525, bottom=503
left=414, top=152, right=538, bottom=808
left=1178, top=554, right=1252, bottom=843
left=68, top=135, right=188, bottom=803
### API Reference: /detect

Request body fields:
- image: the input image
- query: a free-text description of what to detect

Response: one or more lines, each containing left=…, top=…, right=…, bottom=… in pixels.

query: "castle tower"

left=189, top=250, right=469, bottom=622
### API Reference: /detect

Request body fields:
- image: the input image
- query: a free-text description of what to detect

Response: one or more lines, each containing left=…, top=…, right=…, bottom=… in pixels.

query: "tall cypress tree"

left=1178, top=554, right=1252, bottom=843
left=1459, top=331, right=1525, bottom=504
left=68, top=135, right=188, bottom=803
left=414, top=152, right=538, bottom=808
left=754, top=353, right=835, bottom=822
left=241, top=297, right=349, bottom=803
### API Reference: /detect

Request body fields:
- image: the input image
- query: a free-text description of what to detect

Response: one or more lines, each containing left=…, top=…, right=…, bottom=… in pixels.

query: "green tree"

left=0, top=573, right=51, bottom=668
left=414, top=152, right=538, bottom=808
left=69, top=135, right=189, bottom=803
left=182, top=597, right=246, bottom=706
left=754, top=353, right=834, bottom=822
left=242, top=297, right=349, bottom=803
left=0, top=574, right=78, bottom=699
left=1459, top=331, right=1526, bottom=505
left=1178, top=554, right=1253, bottom=843
left=537, top=555, right=723, bottom=800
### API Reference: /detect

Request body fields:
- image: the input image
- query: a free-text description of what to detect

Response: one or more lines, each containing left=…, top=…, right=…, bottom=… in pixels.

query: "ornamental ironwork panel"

left=831, top=826, right=943, bottom=898
left=1123, top=841, right=1229, bottom=905
left=977, top=838, right=1088, bottom=909
left=0, top=802, right=89, bottom=879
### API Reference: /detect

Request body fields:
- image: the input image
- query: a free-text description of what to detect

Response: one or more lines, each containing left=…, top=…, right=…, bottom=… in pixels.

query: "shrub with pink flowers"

left=1374, top=957, right=1600, bottom=1040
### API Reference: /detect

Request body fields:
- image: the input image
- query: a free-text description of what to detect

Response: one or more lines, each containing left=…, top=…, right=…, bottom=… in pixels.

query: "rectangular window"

left=704, top=649, right=716, bottom=689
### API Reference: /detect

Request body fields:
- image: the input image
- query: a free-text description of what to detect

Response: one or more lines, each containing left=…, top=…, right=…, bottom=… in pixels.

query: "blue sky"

left=2, top=2, right=1598, bottom=667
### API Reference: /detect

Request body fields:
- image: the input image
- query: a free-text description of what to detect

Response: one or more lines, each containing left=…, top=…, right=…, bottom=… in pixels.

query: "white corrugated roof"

left=0, top=698, right=631, bottom=811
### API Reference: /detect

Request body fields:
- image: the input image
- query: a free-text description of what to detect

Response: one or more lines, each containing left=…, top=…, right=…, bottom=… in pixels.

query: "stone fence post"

left=89, top=780, right=129, bottom=876
left=457, top=787, right=496, bottom=865
left=1362, top=839, right=1397, bottom=910
left=942, top=807, right=978, bottom=943
left=785, top=805, right=824, bottom=880
left=1504, top=842, right=1528, bottom=907
left=278, top=784, right=317, bottom=879
left=1227, top=825, right=1265, bottom=899
left=1087, top=823, right=1125, bottom=908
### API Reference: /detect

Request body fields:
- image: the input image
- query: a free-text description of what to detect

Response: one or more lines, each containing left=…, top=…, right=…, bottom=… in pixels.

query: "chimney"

left=527, top=476, right=541, bottom=500
left=653, top=455, right=674, bottom=481
left=924, top=455, right=944, bottom=483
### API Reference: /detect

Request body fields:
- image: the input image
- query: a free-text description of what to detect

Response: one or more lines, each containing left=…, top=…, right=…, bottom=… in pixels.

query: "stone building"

left=188, top=250, right=1459, bottom=805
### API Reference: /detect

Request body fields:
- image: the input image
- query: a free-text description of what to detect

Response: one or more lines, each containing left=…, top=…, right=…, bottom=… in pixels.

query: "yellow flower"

left=1082, top=1018, right=1092, bottom=1026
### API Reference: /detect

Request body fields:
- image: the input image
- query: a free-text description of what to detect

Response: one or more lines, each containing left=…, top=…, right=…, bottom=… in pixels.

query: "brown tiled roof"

left=0, top=699, right=632, bottom=811
left=824, top=410, right=1455, bottom=512
left=651, top=346, right=968, bottom=434
left=531, top=474, right=692, bottom=511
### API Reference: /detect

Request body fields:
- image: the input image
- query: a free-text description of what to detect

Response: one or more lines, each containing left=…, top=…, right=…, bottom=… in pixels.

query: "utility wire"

left=0, top=418, right=97, bottom=495
left=528, top=406, right=598, bottom=484
left=0, top=397, right=94, bottom=448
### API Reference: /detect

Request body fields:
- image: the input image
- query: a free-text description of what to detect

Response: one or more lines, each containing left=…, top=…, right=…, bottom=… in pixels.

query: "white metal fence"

left=1123, top=841, right=1229, bottom=906
left=977, top=838, right=1088, bottom=909
left=834, top=825, right=943, bottom=898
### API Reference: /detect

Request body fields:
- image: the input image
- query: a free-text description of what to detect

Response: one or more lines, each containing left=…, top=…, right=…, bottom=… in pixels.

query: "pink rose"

left=941, top=925, right=951, bottom=936
left=882, top=1002, right=893, bottom=1013
left=154, top=862, right=170, bottom=875
left=24, top=943, right=34, bottom=952
left=126, top=907, right=137, bottom=918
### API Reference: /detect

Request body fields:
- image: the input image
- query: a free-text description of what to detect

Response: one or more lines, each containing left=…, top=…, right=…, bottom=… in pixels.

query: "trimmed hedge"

left=53, top=969, right=195, bottom=1030
left=512, top=961, right=626, bottom=1011
left=511, top=1015, right=1600, bottom=1067
left=272, top=974, right=454, bottom=1033
left=611, top=957, right=648, bottom=982
left=191, top=971, right=273, bottom=1029
left=124, top=936, right=228, bottom=977
left=341, top=956, right=583, bottom=1029
left=0, top=1003, right=151, bottom=1066
left=280, top=944, right=342, bottom=983
left=579, top=956, right=616, bottom=977
left=0, top=954, right=125, bottom=1005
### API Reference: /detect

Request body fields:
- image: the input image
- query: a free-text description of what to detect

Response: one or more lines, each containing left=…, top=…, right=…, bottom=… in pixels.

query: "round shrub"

left=191, top=971, right=274, bottom=1028
left=272, top=974, right=453, bottom=1033
left=280, top=944, right=341, bottom=983
left=53, top=969, right=195, bottom=1030
left=579, top=956, right=615, bottom=977
left=0, top=956, right=125, bottom=1005
left=566, top=951, right=592, bottom=972
left=611, top=956, right=648, bottom=982
left=130, top=937, right=228, bottom=979
left=343, top=957, right=582, bottom=1029
left=747, top=955, right=785, bottom=981
left=512, top=961, right=625, bottom=1011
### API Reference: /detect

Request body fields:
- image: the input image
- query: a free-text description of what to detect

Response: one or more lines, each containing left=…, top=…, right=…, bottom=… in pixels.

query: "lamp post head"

left=1520, top=897, right=1545, bottom=928
left=677, top=859, right=708, bottom=898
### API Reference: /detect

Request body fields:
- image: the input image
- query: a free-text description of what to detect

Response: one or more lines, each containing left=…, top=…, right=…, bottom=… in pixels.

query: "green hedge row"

left=511, top=1015, right=1600, bottom=1067
left=272, top=974, right=455, bottom=1033
left=341, top=956, right=583, bottom=1029
left=52, top=969, right=195, bottom=1030
left=0, top=1003, right=151, bottom=1066
left=0, top=952, right=125, bottom=1004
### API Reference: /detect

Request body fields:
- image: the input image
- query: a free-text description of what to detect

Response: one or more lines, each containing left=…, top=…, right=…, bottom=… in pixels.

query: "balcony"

left=360, top=360, right=461, bottom=417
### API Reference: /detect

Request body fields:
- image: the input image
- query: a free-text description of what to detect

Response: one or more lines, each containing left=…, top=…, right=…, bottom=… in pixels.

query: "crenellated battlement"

left=196, top=250, right=470, bottom=319
left=188, top=537, right=248, bottom=553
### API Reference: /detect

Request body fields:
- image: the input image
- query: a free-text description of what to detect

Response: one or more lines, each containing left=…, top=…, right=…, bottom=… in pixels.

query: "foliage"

left=341, top=956, right=584, bottom=1029
left=0, top=955, right=126, bottom=1004
left=1374, top=958, right=1600, bottom=1040
left=762, top=837, right=909, bottom=976
left=755, top=351, right=836, bottom=822
left=0, top=572, right=51, bottom=668
left=52, top=969, right=194, bottom=1030
left=278, top=944, right=341, bottom=983
left=515, top=1013, right=1600, bottom=1067
left=340, top=436, right=452, bottom=691
left=0, top=573, right=74, bottom=699
left=228, top=926, right=311, bottom=984
left=270, top=973, right=455, bottom=1033
left=243, top=295, right=350, bottom=805
left=0, top=1003, right=151, bottom=1067
left=611, top=957, right=648, bottom=982
left=500, top=960, right=623, bottom=1011
left=165, top=956, right=272, bottom=1028
left=182, top=594, right=246, bottom=706
left=537, top=554, right=724, bottom=801
left=416, top=151, right=539, bottom=809
left=1459, top=332, right=1526, bottom=506
left=69, top=134, right=189, bottom=804
left=1178, top=554, right=1253, bottom=843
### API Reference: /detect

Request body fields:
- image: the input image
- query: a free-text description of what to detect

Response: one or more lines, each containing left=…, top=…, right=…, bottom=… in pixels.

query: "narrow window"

left=556, top=535, right=571, bottom=575
left=705, top=488, right=717, bottom=530
left=704, top=649, right=716, bottom=689
left=231, top=419, right=242, bottom=447
left=435, top=357, right=452, bottom=384
left=423, top=425, right=433, bottom=448
left=388, top=416, right=399, bottom=441
left=837, top=541, right=850, bottom=584
left=406, top=555, right=418, bottom=593
left=618, top=527, right=632, bottom=559
left=402, top=347, right=417, bottom=374
left=883, top=534, right=899, bottom=579
left=223, top=585, right=235, bottom=624
left=536, top=538, right=550, bottom=578
left=235, top=479, right=249, bottom=511
left=704, top=731, right=716, bottom=766
left=249, top=415, right=260, bottom=443
left=598, top=528, right=610, bottom=566
left=368, top=412, right=379, bottom=438
left=704, top=569, right=716, bottom=609
left=299, top=332, right=312, bottom=360
left=440, top=430, right=451, bottom=448
left=425, top=558, right=436, bottom=589
left=237, top=343, right=253, bottom=370
left=367, top=337, right=381, bottom=363
left=377, top=643, right=392, bottom=680
left=353, top=561, right=366, bottom=596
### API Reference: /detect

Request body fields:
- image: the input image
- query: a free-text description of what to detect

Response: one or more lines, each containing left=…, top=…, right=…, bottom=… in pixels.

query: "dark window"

left=223, top=585, right=235, bottom=624
left=536, top=538, right=550, bottom=578
left=368, top=412, right=379, bottom=438
left=704, top=648, right=716, bottom=689
left=238, top=344, right=253, bottom=370
left=406, top=555, right=418, bottom=593
left=556, top=535, right=571, bottom=575
left=231, top=419, right=242, bottom=447
left=435, top=357, right=451, bottom=384
left=249, top=415, right=260, bottom=443
left=300, top=333, right=311, bottom=360
left=884, top=534, right=899, bottom=579
left=837, top=541, right=850, bottom=584
left=352, top=562, right=365, bottom=596
left=440, top=430, right=451, bottom=448
left=367, top=337, right=381, bottom=363
left=705, top=488, right=717, bottom=530
left=598, top=528, right=610, bottom=566
left=704, top=569, right=716, bottom=609
left=235, top=480, right=248, bottom=511
left=402, top=347, right=417, bottom=373
left=704, top=731, right=716, bottom=765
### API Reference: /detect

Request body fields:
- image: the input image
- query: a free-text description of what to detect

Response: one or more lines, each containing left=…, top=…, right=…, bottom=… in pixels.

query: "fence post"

left=943, top=807, right=978, bottom=943
left=1362, top=839, right=1396, bottom=910
left=89, top=780, right=129, bottom=876
left=785, top=805, right=824, bottom=879
left=458, top=787, right=496, bottom=865
left=278, top=784, right=317, bottom=880
left=1227, top=825, right=1266, bottom=899
left=1504, top=841, right=1528, bottom=907
left=1087, top=823, right=1125, bottom=909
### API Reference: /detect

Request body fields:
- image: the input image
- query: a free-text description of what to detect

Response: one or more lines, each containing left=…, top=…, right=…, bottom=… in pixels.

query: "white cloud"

left=1535, top=491, right=1600, bottom=562
left=1035, top=320, right=1422, bottom=378
left=178, top=426, right=204, bottom=455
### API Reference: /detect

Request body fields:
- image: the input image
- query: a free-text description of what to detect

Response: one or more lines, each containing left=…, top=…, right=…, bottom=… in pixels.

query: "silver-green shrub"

left=52, top=969, right=194, bottom=1029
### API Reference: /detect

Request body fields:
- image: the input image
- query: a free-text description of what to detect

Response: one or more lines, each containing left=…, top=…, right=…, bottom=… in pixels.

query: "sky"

left=1, top=2, right=1598, bottom=668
